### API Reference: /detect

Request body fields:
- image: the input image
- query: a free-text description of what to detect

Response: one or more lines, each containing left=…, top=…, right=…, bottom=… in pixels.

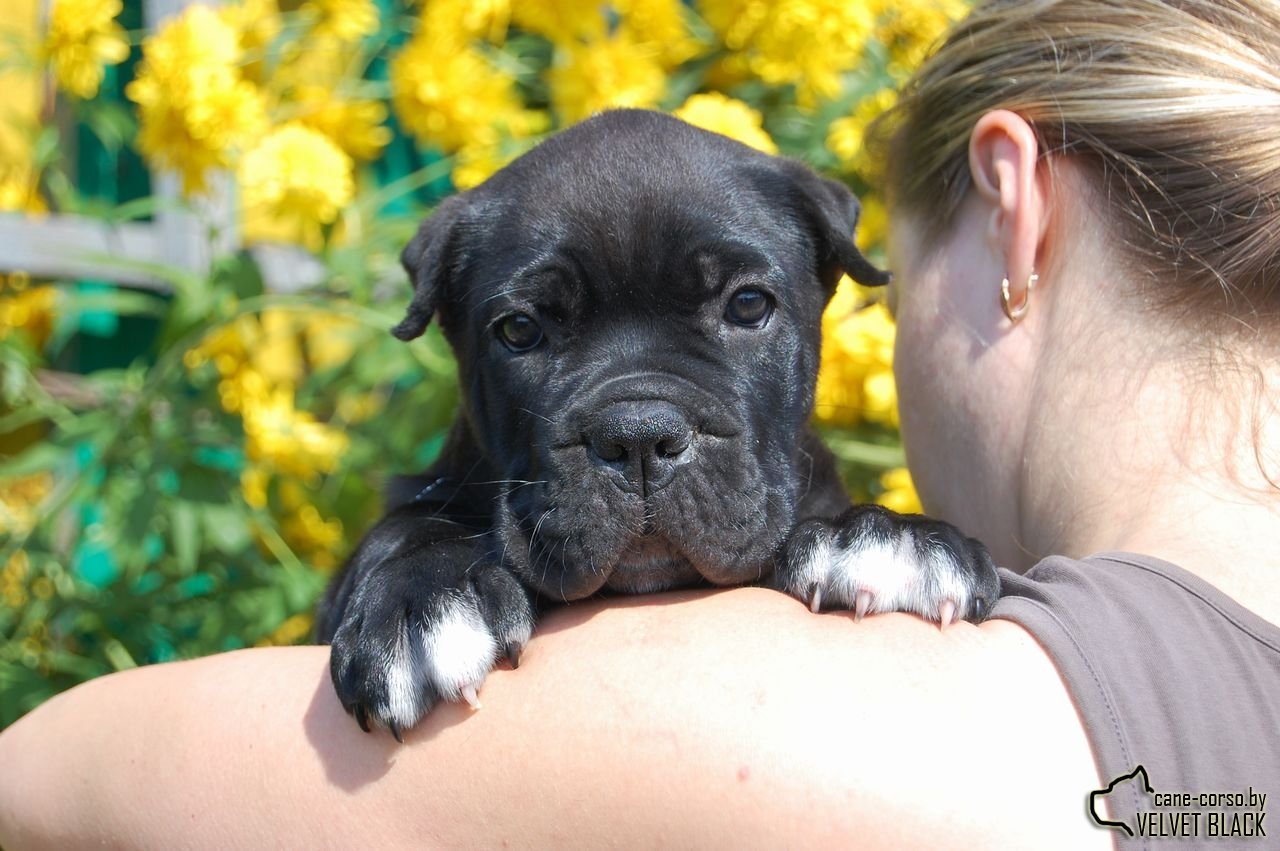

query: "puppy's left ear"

left=773, top=162, right=891, bottom=292
left=391, top=193, right=470, bottom=341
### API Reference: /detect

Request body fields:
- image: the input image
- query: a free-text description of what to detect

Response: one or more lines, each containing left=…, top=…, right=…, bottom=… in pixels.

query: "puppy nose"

left=586, top=400, right=694, bottom=495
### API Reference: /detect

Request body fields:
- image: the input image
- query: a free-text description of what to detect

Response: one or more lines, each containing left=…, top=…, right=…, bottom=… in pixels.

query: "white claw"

left=854, top=589, right=873, bottom=621
left=461, top=684, right=482, bottom=710
left=809, top=585, right=823, bottom=613
left=938, top=599, right=957, bottom=630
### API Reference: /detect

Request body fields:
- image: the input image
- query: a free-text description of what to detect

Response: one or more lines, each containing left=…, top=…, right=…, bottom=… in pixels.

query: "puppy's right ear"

left=391, top=194, right=468, bottom=341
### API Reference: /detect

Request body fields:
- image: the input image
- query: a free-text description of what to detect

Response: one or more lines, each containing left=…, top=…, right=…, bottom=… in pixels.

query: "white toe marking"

left=381, top=630, right=425, bottom=729
left=829, top=534, right=918, bottom=612
left=825, top=529, right=973, bottom=621
left=421, top=600, right=498, bottom=701
left=795, top=536, right=832, bottom=593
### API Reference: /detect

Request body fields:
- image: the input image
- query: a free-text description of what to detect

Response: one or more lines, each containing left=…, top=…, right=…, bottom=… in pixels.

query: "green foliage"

left=0, top=225, right=460, bottom=725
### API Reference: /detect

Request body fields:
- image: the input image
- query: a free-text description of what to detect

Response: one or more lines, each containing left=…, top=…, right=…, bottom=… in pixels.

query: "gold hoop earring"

left=1001, top=272, right=1037, bottom=322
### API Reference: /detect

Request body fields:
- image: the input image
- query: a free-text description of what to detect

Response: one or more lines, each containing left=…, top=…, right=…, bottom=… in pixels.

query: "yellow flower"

left=256, top=612, right=317, bottom=646
left=873, top=0, right=970, bottom=80
left=700, top=0, right=875, bottom=106
left=0, top=473, right=53, bottom=536
left=450, top=139, right=537, bottom=190
left=2, top=550, right=32, bottom=608
left=301, top=313, right=360, bottom=371
left=856, top=196, right=888, bottom=254
left=673, top=93, right=777, bottom=154
left=0, top=279, right=56, bottom=347
left=218, top=0, right=282, bottom=84
left=187, top=315, right=255, bottom=380
left=511, top=0, right=605, bottom=44
left=390, top=31, right=541, bottom=152
left=0, top=165, right=43, bottom=213
left=240, top=465, right=270, bottom=509
left=616, top=0, right=704, bottom=68
left=826, top=87, right=897, bottom=178
left=218, top=367, right=269, bottom=415
left=876, top=467, right=922, bottom=515
left=452, top=145, right=507, bottom=191
left=293, top=87, right=392, bottom=162
left=814, top=279, right=899, bottom=428
left=336, top=389, right=382, bottom=423
left=422, top=0, right=511, bottom=45
left=43, top=0, right=129, bottom=99
left=549, top=34, right=666, bottom=125
left=302, top=0, right=378, bottom=42
left=282, top=504, right=345, bottom=568
left=272, top=36, right=351, bottom=93
left=242, top=386, right=349, bottom=480
left=251, top=309, right=308, bottom=386
left=239, top=123, right=354, bottom=249
left=0, top=11, right=43, bottom=215
left=126, top=5, right=267, bottom=195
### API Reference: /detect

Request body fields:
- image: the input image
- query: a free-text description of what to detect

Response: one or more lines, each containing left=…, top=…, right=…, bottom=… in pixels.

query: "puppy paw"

left=327, top=554, right=534, bottom=740
left=776, top=505, right=1000, bottom=627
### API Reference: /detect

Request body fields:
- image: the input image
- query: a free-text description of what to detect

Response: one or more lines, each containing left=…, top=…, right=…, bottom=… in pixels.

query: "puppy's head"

left=396, top=109, right=887, bottom=600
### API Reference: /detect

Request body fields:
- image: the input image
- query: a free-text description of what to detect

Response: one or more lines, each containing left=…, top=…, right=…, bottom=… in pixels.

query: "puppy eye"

left=496, top=313, right=543, bottom=352
left=724, top=288, right=774, bottom=328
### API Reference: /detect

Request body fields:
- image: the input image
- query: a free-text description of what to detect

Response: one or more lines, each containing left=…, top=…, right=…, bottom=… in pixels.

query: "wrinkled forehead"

left=460, top=194, right=789, bottom=314
left=435, top=115, right=837, bottom=323
left=488, top=164, right=793, bottom=264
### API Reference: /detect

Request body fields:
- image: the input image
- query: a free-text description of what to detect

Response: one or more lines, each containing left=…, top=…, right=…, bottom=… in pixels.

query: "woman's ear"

left=968, top=110, right=1050, bottom=312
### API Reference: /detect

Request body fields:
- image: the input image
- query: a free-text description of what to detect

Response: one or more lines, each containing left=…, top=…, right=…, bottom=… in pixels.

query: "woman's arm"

left=0, top=588, right=1107, bottom=849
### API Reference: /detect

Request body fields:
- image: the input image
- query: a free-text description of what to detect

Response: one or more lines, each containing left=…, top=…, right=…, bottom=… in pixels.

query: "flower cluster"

left=701, top=0, right=876, bottom=106
left=673, top=93, right=777, bottom=154
left=125, top=6, right=267, bottom=195
left=238, top=124, right=354, bottom=249
left=184, top=309, right=358, bottom=567
left=43, top=0, right=129, bottom=99
left=816, top=277, right=899, bottom=430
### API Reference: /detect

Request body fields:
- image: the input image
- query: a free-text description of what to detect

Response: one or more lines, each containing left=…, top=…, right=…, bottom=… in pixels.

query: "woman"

left=2, top=0, right=1277, bottom=847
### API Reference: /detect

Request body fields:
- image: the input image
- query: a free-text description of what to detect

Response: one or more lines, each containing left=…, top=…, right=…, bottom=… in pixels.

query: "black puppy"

left=316, top=109, right=998, bottom=739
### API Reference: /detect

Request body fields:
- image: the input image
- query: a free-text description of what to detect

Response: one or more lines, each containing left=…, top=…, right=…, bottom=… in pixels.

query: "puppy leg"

left=774, top=504, right=1000, bottom=626
left=319, top=508, right=534, bottom=739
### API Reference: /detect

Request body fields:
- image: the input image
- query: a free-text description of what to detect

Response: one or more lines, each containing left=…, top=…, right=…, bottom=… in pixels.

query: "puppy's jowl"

left=316, top=110, right=999, bottom=739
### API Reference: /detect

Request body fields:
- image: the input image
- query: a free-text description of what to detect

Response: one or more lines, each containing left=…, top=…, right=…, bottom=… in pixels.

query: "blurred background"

left=0, top=0, right=964, bottom=725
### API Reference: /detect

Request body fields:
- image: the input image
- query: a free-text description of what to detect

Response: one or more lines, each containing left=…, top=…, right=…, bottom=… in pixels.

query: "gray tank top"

left=990, top=552, right=1279, bottom=847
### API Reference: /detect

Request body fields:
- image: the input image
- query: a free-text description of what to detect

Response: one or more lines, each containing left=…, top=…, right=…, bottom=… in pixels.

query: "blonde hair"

left=876, top=0, right=1280, bottom=326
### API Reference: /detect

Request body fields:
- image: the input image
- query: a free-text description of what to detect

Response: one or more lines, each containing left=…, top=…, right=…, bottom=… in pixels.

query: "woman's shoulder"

left=0, top=588, right=1110, bottom=849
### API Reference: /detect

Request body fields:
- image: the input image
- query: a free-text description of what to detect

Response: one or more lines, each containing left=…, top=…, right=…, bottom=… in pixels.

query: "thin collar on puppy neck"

left=412, top=477, right=451, bottom=503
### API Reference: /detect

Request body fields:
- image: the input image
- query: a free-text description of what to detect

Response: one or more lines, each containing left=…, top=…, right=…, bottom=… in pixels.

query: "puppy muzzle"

left=584, top=399, right=695, bottom=496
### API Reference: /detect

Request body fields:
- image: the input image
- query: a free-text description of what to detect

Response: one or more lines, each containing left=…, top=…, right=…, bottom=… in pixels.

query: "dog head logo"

left=1090, top=765, right=1154, bottom=837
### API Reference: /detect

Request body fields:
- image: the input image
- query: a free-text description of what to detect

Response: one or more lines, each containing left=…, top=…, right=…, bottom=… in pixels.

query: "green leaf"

left=176, top=466, right=232, bottom=504
left=201, top=504, right=251, bottom=555
left=31, top=125, right=62, bottom=171
left=822, top=435, right=906, bottom=470
left=0, top=442, right=68, bottom=477
left=103, top=639, right=138, bottom=671
left=120, top=488, right=161, bottom=552
left=210, top=252, right=265, bottom=302
left=170, top=501, right=200, bottom=575
left=78, top=99, right=139, bottom=155
left=58, top=286, right=169, bottom=320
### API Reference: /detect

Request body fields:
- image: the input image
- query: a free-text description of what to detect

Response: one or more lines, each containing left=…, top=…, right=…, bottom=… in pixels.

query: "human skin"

left=891, top=112, right=1280, bottom=623
left=0, top=590, right=1107, bottom=850
left=2, top=110, right=1277, bottom=848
